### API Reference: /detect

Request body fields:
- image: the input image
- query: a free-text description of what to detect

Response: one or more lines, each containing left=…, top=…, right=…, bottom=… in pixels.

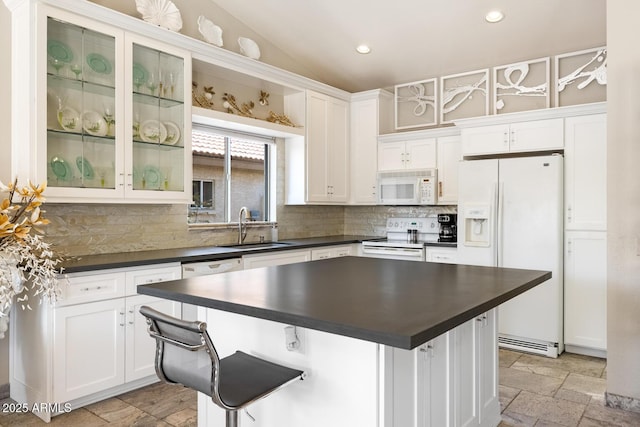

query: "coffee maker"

left=438, top=214, right=457, bottom=243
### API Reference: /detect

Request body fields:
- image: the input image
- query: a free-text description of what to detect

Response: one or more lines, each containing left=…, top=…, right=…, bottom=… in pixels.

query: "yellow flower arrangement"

left=0, top=178, right=64, bottom=337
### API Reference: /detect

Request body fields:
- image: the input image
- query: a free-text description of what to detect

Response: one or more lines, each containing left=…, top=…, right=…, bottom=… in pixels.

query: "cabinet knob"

left=438, top=181, right=443, bottom=197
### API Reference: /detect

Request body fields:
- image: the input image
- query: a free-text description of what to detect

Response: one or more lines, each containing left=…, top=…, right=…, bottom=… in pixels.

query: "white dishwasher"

left=181, top=258, right=243, bottom=320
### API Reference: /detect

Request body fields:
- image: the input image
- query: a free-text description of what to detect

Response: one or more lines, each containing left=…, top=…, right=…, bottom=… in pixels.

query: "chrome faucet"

left=238, top=206, right=249, bottom=244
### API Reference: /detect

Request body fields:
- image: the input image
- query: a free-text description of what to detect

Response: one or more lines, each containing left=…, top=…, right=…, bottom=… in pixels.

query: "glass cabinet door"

left=46, top=17, right=117, bottom=190
left=130, top=43, right=185, bottom=193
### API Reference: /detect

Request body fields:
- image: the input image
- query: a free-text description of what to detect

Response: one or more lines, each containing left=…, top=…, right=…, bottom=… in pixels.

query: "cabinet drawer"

left=59, top=271, right=126, bottom=306
left=125, top=263, right=181, bottom=296
left=311, top=245, right=354, bottom=260
left=426, top=248, right=458, bottom=264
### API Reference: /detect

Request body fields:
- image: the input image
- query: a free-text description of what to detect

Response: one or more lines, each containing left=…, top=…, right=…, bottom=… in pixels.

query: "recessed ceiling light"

left=356, top=44, right=371, bottom=54
left=485, top=10, right=504, bottom=23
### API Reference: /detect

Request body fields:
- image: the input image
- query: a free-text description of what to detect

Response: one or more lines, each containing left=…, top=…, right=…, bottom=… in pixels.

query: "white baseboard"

left=564, top=344, right=607, bottom=359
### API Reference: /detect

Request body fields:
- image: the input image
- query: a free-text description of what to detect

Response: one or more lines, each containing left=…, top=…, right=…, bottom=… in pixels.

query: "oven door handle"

left=361, top=246, right=424, bottom=257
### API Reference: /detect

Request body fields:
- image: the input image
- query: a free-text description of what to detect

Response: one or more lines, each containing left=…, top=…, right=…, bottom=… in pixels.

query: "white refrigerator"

left=457, top=155, right=563, bottom=357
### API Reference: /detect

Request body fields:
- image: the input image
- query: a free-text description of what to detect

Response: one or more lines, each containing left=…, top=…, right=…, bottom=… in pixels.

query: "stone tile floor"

left=1, top=349, right=640, bottom=426
left=499, top=349, right=640, bottom=426
left=0, top=382, right=197, bottom=426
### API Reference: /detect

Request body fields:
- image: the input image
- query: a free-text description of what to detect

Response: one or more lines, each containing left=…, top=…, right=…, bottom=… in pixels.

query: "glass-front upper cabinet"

left=129, top=42, right=186, bottom=195
left=38, top=6, right=191, bottom=203
left=44, top=13, right=123, bottom=199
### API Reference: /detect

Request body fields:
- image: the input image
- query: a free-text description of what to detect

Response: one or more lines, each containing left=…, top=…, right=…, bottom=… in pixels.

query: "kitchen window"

left=189, top=125, right=275, bottom=224
left=191, top=180, right=214, bottom=209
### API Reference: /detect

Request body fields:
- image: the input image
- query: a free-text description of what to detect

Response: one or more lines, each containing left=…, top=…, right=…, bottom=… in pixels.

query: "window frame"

left=189, top=124, right=277, bottom=226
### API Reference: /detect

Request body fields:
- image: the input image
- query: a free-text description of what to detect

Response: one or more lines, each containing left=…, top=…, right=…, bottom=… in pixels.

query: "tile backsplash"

left=43, top=203, right=455, bottom=256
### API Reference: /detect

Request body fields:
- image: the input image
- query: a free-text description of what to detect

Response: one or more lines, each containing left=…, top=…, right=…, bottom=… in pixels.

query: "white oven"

left=361, top=217, right=439, bottom=262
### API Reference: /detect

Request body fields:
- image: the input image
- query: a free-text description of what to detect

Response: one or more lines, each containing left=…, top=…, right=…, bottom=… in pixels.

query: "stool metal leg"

left=226, top=409, right=239, bottom=427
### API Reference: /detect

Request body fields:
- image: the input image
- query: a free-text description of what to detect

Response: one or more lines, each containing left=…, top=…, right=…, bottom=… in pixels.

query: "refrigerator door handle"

left=496, top=182, right=504, bottom=266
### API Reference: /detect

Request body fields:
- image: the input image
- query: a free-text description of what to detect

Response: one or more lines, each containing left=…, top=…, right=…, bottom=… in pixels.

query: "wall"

left=0, top=0, right=10, bottom=396
left=606, top=1, right=640, bottom=410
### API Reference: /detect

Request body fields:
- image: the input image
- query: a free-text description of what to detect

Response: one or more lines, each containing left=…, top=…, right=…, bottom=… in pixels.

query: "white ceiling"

left=209, top=0, right=606, bottom=93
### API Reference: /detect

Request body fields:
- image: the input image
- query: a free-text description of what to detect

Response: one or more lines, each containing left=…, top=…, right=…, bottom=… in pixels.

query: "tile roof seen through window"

left=192, top=129, right=265, bottom=160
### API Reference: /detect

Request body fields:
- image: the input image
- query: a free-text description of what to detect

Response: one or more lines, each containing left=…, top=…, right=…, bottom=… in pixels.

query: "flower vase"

left=0, top=252, right=24, bottom=339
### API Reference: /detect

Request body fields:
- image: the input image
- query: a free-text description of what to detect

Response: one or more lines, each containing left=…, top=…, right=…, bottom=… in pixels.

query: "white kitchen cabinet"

left=460, top=118, right=563, bottom=156
left=563, top=111, right=607, bottom=356
left=476, top=310, right=499, bottom=427
left=453, top=309, right=499, bottom=427
left=349, top=90, right=393, bottom=204
left=311, top=244, right=355, bottom=260
left=53, top=298, right=125, bottom=403
left=306, top=90, right=349, bottom=203
left=564, top=114, right=607, bottom=231
left=564, top=231, right=607, bottom=353
left=53, top=293, right=182, bottom=403
left=417, top=333, right=453, bottom=427
left=436, top=136, right=461, bottom=205
left=453, top=316, right=477, bottom=427
left=389, top=336, right=452, bottom=427
left=426, top=247, right=458, bottom=264
left=11, top=262, right=181, bottom=421
left=12, top=4, right=191, bottom=204
left=243, top=249, right=312, bottom=269
left=378, top=138, right=437, bottom=171
left=125, top=294, right=182, bottom=381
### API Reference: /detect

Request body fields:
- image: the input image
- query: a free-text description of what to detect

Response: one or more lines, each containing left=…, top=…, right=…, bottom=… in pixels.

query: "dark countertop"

left=62, top=235, right=379, bottom=273
left=426, top=242, right=458, bottom=248
left=137, top=256, right=549, bottom=350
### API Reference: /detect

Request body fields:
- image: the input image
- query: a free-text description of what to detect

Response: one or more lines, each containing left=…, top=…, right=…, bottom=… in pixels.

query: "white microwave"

left=377, top=169, right=438, bottom=205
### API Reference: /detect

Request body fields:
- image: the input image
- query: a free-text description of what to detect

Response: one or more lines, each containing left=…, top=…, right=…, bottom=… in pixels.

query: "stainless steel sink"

left=220, top=242, right=294, bottom=250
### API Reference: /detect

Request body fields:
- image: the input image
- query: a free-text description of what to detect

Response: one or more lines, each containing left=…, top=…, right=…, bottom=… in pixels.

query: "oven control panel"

left=386, top=217, right=438, bottom=232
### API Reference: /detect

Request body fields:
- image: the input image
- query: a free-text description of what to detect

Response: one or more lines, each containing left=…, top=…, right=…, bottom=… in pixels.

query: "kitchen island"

left=138, top=256, right=550, bottom=427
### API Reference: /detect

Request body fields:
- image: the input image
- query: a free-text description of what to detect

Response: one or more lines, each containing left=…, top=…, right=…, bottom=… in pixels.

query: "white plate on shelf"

left=140, top=120, right=167, bottom=143
left=82, top=111, right=108, bottom=136
left=57, top=107, right=81, bottom=132
left=163, top=121, right=180, bottom=145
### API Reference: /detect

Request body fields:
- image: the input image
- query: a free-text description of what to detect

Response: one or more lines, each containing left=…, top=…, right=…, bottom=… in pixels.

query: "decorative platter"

left=47, top=40, right=74, bottom=63
left=140, top=119, right=167, bottom=143
left=75, top=156, right=95, bottom=179
left=142, top=165, right=162, bottom=189
left=82, top=111, right=108, bottom=137
left=86, top=53, right=112, bottom=74
left=57, top=106, right=81, bottom=132
left=163, top=121, right=180, bottom=145
left=50, top=156, right=73, bottom=181
left=132, top=63, right=149, bottom=84
left=135, top=0, right=183, bottom=32
left=238, top=37, right=260, bottom=60
left=197, top=15, right=223, bottom=47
